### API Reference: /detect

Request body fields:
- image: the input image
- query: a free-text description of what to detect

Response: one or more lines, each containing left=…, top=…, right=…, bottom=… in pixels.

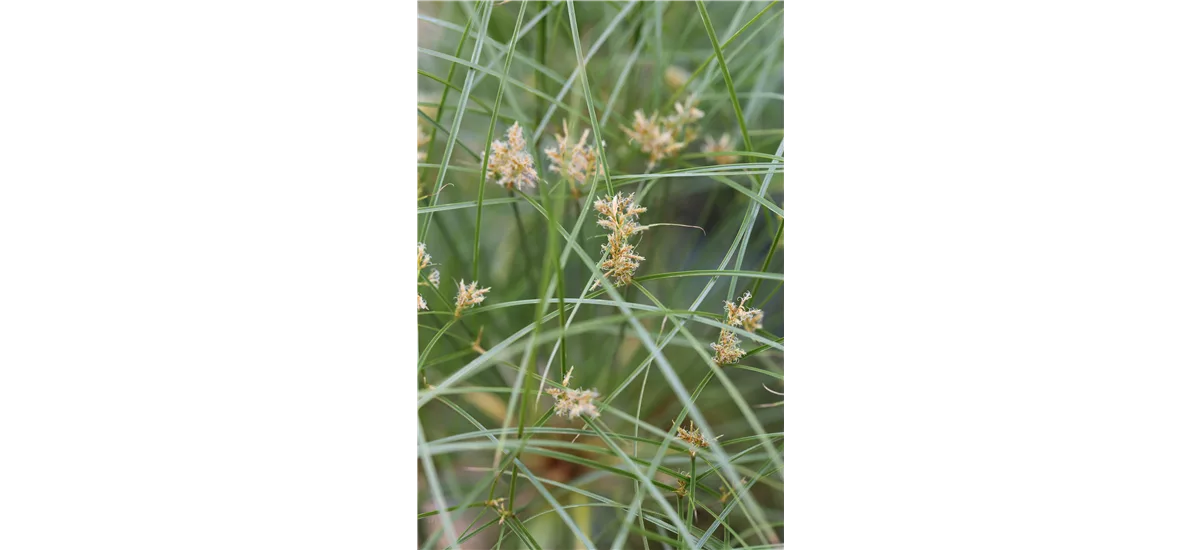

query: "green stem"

left=507, top=461, right=519, bottom=504
left=565, top=0, right=616, bottom=196
left=553, top=192, right=569, bottom=381
left=695, top=0, right=759, bottom=154
left=664, top=1, right=780, bottom=110
left=605, top=284, right=632, bottom=390
left=676, top=492, right=685, bottom=547
left=687, top=452, right=698, bottom=531
left=536, top=1, right=548, bottom=125
left=509, top=190, right=537, bottom=278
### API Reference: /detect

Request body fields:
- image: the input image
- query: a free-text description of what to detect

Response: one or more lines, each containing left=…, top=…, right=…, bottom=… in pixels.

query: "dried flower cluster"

left=621, top=95, right=705, bottom=170
left=675, top=420, right=717, bottom=457
left=484, top=121, right=538, bottom=191
left=702, top=133, right=741, bottom=165
left=454, top=280, right=490, bottom=317
left=545, top=120, right=604, bottom=194
left=592, top=193, right=647, bottom=289
left=710, top=291, right=764, bottom=365
left=545, top=367, right=601, bottom=420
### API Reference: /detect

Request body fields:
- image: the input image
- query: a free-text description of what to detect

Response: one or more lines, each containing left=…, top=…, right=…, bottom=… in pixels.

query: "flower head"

left=702, top=133, right=740, bottom=165
left=668, top=94, right=705, bottom=128
left=710, top=328, right=745, bottom=365
left=484, top=122, right=539, bottom=191
left=454, top=280, right=490, bottom=317
left=710, top=292, right=764, bottom=365
left=725, top=291, right=764, bottom=333
left=621, top=110, right=684, bottom=171
left=545, top=366, right=601, bottom=420
left=742, top=308, right=764, bottom=333
left=545, top=120, right=604, bottom=192
left=418, top=242, right=432, bottom=271
left=486, top=498, right=513, bottom=525
left=593, top=193, right=648, bottom=289
left=674, top=473, right=690, bottom=498
left=675, top=420, right=717, bottom=457
left=621, top=95, right=704, bottom=170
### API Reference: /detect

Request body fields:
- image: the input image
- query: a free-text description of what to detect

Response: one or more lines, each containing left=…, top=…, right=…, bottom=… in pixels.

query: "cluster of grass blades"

left=418, top=1, right=783, bottom=548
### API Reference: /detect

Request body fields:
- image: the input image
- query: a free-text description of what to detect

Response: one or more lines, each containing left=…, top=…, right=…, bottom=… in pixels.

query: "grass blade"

left=473, top=0, right=528, bottom=281
left=696, top=0, right=754, bottom=154
left=419, top=422, right=461, bottom=550
left=420, top=0, right=494, bottom=242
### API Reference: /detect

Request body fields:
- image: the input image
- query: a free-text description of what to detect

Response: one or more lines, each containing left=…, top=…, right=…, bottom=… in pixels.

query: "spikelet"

left=454, top=280, right=490, bottom=317
left=675, top=420, right=719, bottom=457
left=418, top=242, right=432, bottom=271
left=592, top=193, right=647, bottom=289
left=416, top=242, right=436, bottom=311
left=621, top=94, right=705, bottom=170
left=710, top=329, right=745, bottom=365
left=710, top=291, right=764, bottom=365
left=484, top=122, right=539, bottom=191
left=545, top=366, right=601, bottom=420
left=486, top=498, right=513, bottom=525
left=674, top=473, right=690, bottom=498
left=667, top=95, right=704, bottom=151
left=621, top=110, right=683, bottom=171
left=667, top=95, right=700, bottom=129
left=545, top=120, right=604, bottom=193
left=702, top=133, right=740, bottom=165
left=725, top=291, right=764, bottom=333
